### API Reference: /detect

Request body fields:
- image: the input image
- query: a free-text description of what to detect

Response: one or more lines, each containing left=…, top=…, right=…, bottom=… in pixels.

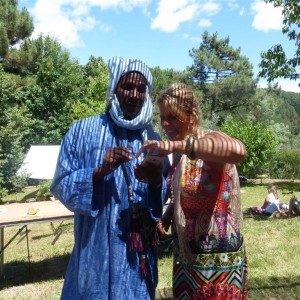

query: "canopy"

left=18, top=145, right=60, bottom=180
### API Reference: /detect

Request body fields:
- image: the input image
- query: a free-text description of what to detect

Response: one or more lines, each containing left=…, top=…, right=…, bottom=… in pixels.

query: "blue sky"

left=19, top=0, right=299, bottom=92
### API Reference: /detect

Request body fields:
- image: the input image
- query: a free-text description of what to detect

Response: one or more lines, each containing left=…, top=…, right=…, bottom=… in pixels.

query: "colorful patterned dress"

left=169, top=152, right=248, bottom=300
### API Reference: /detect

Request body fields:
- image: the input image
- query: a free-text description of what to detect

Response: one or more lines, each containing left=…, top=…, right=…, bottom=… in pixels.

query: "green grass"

left=240, top=180, right=300, bottom=300
left=1, top=180, right=300, bottom=299
left=1, top=186, right=40, bottom=204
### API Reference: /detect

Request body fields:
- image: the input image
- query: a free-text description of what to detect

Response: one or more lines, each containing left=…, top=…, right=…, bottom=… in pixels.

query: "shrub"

left=270, top=148, right=300, bottom=180
left=36, top=180, right=52, bottom=200
left=221, top=121, right=279, bottom=178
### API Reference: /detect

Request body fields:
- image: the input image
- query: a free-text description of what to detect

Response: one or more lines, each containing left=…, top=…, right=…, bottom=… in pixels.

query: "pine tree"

left=0, top=0, right=34, bottom=60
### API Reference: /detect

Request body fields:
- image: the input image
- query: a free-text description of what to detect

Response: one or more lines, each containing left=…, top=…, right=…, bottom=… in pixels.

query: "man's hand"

left=134, top=157, right=163, bottom=185
left=94, top=147, right=133, bottom=179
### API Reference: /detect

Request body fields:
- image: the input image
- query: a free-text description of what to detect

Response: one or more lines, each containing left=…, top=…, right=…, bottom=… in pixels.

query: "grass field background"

left=1, top=179, right=300, bottom=299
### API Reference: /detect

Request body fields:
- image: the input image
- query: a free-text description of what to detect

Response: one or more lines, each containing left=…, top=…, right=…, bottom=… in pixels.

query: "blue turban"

left=106, top=56, right=153, bottom=131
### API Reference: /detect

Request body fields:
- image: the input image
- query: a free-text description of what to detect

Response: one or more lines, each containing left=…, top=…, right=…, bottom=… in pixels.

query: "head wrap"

left=106, top=56, right=153, bottom=131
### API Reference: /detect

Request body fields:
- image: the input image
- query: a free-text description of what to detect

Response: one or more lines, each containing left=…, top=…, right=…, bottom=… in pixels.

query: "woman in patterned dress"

left=136, top=83, right=248, bottom=299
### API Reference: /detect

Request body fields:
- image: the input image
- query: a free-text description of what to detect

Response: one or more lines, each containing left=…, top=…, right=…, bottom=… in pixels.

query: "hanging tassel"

left=129, top=204, right=143, bottom=252
left=129, top=227, right=143, bottom=252
left=140, top=254, right=149, bottom=278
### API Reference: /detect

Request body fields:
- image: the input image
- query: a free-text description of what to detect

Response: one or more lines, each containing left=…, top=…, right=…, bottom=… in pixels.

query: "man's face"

left=115, top=72, right=147, bottom=120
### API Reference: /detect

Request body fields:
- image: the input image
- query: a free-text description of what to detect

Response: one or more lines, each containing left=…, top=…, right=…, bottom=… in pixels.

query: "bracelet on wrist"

left=185, top=135, right=196, bottom=160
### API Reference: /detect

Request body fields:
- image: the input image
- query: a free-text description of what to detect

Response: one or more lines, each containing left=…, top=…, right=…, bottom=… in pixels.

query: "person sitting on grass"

left=248, top=185, right=289, bottom=216
left=287, top=196, right=300, bottom=216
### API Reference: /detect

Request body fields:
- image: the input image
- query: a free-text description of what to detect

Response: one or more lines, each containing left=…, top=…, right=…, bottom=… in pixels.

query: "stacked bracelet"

left=185, top=135, right=196, bottom=160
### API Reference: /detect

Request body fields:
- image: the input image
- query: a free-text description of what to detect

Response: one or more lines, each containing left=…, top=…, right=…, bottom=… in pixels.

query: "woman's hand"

left=135, top=140, right=175, bottom=159
left=157, top=218, right=172, bottom=238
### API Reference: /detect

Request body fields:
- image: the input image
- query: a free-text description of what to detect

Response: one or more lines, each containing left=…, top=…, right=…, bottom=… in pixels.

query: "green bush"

left=36, top=180, right=52, bottom=200
left=221, top=120, right=279, bottom=178
left=270, top=148, right=300, bottom=179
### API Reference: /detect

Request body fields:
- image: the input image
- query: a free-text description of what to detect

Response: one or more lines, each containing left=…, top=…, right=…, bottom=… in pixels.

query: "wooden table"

left=0, top=200, right=74, bottom=278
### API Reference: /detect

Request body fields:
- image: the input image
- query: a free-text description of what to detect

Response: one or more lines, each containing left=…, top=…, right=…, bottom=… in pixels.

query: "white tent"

left=18, top=145, right=60, bottom=180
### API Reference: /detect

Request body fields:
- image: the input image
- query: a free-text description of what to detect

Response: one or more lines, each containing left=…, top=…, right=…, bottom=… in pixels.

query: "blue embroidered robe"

left=50, top=114, right=167, bottom=300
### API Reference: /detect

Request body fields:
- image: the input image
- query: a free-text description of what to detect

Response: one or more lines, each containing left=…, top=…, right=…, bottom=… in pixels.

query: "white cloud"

left=258, top=79, right=300, bottom=93
left=251, top=0, right=283, bottom=32
left=201, top=1, right=221, bottom=16
left=227, top=0, right=239, bottom=10
left=98, top=21, right=112, bottom=33
left=239, top=7, right=245, bottom=16
left=277, top=80, right=300, bottom=93
left=151, top=0, right=200, bottom=32
left=28, top=0, right=150, bottom=48
left=198, top=18, right=212, bottom=28
left=182, top=33, right=189, bottom=39
left=151, top=0, right=222, bottom=32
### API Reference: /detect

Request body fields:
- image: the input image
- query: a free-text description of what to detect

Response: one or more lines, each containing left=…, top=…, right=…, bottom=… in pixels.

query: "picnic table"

left=0, top=200, right=73, bottom=278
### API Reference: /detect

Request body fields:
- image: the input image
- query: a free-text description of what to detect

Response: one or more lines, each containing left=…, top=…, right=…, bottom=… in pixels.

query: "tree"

left=0, top=0, right=34, bottom=59
left=259, top=0, right=300, bottom=82
left=150, top=66, right=192, bottom=100
left=253, top=87, right=300, bottom=136
left=150, top=66, right=193, bottom=130
left=270, top=148, right=300, bottom=179
left=189, top=31, right=257, bottom=119
left=3, top=37, right=43, bottom=75
left=0, top=65, right=32, bottom=195
left=71, top=55, right=109, bottom=120
left=21, top=35, right=86, bottom=144
left=221, top=120, right=279, bottom=178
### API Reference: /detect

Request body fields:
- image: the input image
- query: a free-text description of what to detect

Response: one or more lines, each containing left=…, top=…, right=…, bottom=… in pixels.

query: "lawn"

left=1, top=179, right=300, bottom=299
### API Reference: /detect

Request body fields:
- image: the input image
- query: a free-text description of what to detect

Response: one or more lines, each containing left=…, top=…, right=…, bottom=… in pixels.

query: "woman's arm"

left=190, top=131, right=246, bottom=164
left=136, top=131, right=246, bottom=165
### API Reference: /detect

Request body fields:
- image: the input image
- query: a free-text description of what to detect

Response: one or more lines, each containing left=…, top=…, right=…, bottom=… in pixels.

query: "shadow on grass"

left=156, top=237, right=174, bottom=299
left=242, top=180, right=300, bottom=193
left=243, top=212, right=271, bottom=221
left=157, top=236, right=174, bottom=259
left=1, top=237, right=171, bottom=292
left=1, top=189, right=39, bottom=205
left=156, top=287, right=172, bottom=300
left=248, top=275, right=300, bottom=290
left=31, top=223, right=73, bottom=242
left=21, top=190, right=39, bottom=203
left=0, top=253, right=70, bottom=290
left=247, top=276, right=300, bottom=299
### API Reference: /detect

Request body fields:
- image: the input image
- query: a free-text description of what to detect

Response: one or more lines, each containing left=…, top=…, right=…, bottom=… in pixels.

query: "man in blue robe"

left=50, top=57, right=168, bottom=300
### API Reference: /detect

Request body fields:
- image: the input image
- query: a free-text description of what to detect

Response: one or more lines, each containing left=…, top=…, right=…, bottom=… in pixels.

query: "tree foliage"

left=189, top=31, right=257, bottom=119
left=71, top=55, right=109, bottom=120
left=150, top=66, right=192, bottom=100
left=21, top=35, right=86, bottom=144
left=189, top=31, right=253, bottom=82
left=3, top=37, right=43, bottom=75
left=259, top=0, right=300, bottom=82
left=150, top=66, right=193, bottom=130
left=270, top=148, right=300, bottom=179
left=253, top=87, right=300, bottom=137
left=0, top=0, right=34, bottom=59
left=221, top=120, right=279, bottom=177
left=0, top=66, right=32, bottom=194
